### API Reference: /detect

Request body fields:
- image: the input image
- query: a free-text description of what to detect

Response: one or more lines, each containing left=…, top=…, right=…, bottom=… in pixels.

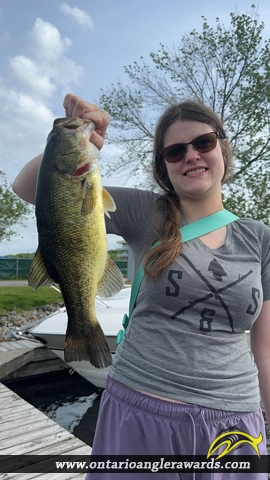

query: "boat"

left=30, top=287, right=131, bottom=389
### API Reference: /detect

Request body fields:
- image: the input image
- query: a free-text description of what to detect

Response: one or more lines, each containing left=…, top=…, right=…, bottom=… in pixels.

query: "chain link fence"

left=0, top=258, right=128, bottom=280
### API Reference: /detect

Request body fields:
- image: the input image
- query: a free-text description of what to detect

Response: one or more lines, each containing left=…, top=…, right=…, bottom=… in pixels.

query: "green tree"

left=0, top=171, right=31, bottom=242
left=108, top=249, right=122, bottom=261
left=99, top=5, right=270, bottom=223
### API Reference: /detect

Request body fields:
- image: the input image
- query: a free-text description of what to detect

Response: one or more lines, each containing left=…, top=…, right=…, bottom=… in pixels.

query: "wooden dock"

left=0, top=338, right=68, bottom=380
left=0, top=382, right=91, bottom=479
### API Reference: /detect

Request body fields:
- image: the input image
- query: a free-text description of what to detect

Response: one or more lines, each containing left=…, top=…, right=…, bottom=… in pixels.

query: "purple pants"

left=86, top=376, right=268, bottom=479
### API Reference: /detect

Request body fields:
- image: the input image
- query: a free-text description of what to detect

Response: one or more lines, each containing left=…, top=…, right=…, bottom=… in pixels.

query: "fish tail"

left=64, top=323, right=112, bottom=368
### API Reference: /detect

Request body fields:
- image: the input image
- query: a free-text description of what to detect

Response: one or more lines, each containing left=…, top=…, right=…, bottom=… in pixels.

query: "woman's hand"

left=63, top=94, right=110, bottom=150
left=13, top=93, right=109, bottom=204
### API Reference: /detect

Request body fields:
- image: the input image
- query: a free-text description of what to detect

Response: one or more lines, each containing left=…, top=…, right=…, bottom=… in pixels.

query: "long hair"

left=143, top=100, right=233, bottom=280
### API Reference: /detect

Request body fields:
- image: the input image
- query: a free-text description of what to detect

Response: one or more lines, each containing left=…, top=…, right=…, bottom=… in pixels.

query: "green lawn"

left=0, top=286, right=63, bottom=314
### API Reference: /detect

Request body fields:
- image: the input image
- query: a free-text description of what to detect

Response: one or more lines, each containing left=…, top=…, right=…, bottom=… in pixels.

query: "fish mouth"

left=54, top=117, right=96, bottom=138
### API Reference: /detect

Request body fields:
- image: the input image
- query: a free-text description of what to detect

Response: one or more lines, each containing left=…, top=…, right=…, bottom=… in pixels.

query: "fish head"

left=44, top=117, right=100, bottom=177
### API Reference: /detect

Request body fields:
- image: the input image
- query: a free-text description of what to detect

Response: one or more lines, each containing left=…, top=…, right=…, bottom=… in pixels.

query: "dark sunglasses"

left=161, top=131, right=220, bottom=163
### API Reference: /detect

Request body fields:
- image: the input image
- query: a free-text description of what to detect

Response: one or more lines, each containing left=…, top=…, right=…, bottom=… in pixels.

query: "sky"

left=1, top=0, right=269, bottom=255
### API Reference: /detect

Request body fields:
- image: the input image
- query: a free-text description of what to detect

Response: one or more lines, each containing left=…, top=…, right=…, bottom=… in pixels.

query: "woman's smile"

left=183, top=166, right=209, bottom=177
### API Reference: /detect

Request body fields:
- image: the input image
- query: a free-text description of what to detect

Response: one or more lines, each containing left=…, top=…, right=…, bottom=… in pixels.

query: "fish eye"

left=50, top=133, right=61, bottom=141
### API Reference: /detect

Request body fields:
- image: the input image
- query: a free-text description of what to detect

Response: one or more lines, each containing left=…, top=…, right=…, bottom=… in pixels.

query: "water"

left=3, top=370, right=102, bottom=447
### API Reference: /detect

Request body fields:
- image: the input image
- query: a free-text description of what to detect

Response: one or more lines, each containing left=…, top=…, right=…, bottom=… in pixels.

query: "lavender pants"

left=86, top=377, right=268, bottom=479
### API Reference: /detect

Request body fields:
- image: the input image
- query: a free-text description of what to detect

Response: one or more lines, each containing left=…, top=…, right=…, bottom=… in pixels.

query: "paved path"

left=0, top=280, right=28, bottom=287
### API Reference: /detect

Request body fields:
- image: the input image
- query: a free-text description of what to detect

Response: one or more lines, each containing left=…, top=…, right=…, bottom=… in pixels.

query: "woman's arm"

left=12, top=94, right=110, bottom=204
left=250, top=299, right=270, bottom=426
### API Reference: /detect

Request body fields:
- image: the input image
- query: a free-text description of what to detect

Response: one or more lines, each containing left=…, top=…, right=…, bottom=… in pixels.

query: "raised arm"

left=12, top=94, right=110, bottom=204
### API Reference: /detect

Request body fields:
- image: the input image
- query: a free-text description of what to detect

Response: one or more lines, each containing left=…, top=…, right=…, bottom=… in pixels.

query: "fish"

left=28, top=117, right=124, bottom=368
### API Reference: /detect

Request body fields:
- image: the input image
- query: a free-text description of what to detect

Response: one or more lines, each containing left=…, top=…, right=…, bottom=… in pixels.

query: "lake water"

left=3, top=370, right=102, bottom=447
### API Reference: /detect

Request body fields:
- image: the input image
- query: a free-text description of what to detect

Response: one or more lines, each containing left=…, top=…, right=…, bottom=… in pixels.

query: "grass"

left=0, top=286, right=63, bottom=314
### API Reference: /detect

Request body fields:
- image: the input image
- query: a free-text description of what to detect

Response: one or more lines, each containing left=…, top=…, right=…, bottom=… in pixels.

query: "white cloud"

left=8, top=18, right=83, bottom=99
left=0, top=78, right=54, bottom=133
left=0, top=78, right=54, bottom=183
left=9, top=56, right=56, bottom=98
left=30, top=17, right=72, bottom=60
left=29, top=18, right=83, bottom=90
left=49, top=57, right=83, bottom=87
left=60, top=2, right=95, bottom=30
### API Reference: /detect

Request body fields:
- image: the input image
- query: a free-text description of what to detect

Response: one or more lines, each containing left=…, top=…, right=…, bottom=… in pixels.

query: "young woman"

left=13, top=94, right=270, bottom=479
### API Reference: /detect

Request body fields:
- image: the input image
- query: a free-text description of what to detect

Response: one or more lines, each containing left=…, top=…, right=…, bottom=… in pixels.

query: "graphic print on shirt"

left=208, top=259, right=227, bottom=281
left=168, top=254, right=255, bottom=332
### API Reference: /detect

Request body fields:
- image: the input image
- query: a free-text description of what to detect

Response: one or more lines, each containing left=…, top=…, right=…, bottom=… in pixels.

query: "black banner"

left=0, top=455, right=268, bottom=473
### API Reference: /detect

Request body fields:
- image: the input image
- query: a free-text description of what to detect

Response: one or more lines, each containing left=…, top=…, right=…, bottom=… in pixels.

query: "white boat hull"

left=30, top=287, right=131, bottom=389
left=51, top=349, right=111, bottom=389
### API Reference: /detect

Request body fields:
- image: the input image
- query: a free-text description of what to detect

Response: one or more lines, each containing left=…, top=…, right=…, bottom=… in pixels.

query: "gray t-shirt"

left=105, top=187, right=270, bottom=411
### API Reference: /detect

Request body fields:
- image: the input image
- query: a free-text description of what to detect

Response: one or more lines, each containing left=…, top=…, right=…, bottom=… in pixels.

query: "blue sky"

left=0, top=0, right=269, bottom=255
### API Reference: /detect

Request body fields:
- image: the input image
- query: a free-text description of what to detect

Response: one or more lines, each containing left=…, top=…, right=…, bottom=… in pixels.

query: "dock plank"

left=1, top=429, right=88, bottom=455
left=0, top=349, right=34, bottom=379
left=0, top=401, right=34, bottom=419
left=0, top=383, right=91, bottom=479
left=0, top=339, right=42, bottom=351
left=0, top=424, right=67, bottom=449
left=0, top=339, right=42, bottom=379
left=0, top=410, right=53, bottom=432
left=0, top=417, right=63, bottom=439
left=0, top=339, right=68, bottom=380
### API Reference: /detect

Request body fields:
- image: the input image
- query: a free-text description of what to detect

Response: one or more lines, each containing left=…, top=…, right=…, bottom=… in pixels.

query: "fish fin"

left=28, top=248, right=55, bottom=288
left=102, top=188, right=116, bottom=218
left=64, top=322, right=112, bottom=368
left=97, top=255, right=124, bottom=297
left=81, top=179, right=95, bottom=215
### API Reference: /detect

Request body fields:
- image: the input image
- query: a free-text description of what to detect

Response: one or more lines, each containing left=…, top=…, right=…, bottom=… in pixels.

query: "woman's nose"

left=183, top=144, right=201, bottom=162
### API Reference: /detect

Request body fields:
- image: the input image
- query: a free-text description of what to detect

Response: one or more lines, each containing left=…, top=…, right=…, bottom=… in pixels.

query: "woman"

left=13, top=94, right=270, bottom=479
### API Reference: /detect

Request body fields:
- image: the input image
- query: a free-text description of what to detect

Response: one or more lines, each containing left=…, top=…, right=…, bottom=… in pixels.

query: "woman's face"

left=163, top=120, right=226, bottom=202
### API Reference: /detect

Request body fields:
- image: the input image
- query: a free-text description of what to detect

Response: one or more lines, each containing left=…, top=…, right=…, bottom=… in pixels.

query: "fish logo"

left=207, top=430, right=263, bottom=460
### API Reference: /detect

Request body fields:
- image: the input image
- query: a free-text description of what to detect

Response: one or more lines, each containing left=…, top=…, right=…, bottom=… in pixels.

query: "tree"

left=99, top=5, right=270, bottom=222
left=0, top=171, right=31, bottom=242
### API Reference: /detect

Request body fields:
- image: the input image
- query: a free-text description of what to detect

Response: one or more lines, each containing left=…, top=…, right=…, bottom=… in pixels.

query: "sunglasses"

left=161, top=131, right=220, bottom=163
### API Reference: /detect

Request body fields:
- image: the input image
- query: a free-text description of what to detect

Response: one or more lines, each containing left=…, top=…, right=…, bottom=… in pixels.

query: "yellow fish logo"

left=207, top=431, right=263, bottom=460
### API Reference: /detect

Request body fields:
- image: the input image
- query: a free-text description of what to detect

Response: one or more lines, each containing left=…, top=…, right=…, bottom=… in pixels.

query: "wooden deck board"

left=0, top=339, right=42, bottom=352
left=0, top=416, right=63, bottom=439
left=0, top=424, right=69, bottom=449
left=0, top=383, right=91, bottom=479
left=0, top=340, right=68, bottom=380
left=0, top=349, right=35, bottom=379
left=0, top=339, right=42, bottom=379
left=0, top=410, right=54, bottom=432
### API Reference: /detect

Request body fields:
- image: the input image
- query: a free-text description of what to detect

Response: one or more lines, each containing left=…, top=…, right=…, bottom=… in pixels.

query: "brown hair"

left=143, top=100, right=233, bottom=280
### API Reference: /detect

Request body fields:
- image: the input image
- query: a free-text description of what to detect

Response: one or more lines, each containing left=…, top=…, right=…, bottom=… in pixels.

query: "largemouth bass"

left=28, top=117, right=124, bottom=368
